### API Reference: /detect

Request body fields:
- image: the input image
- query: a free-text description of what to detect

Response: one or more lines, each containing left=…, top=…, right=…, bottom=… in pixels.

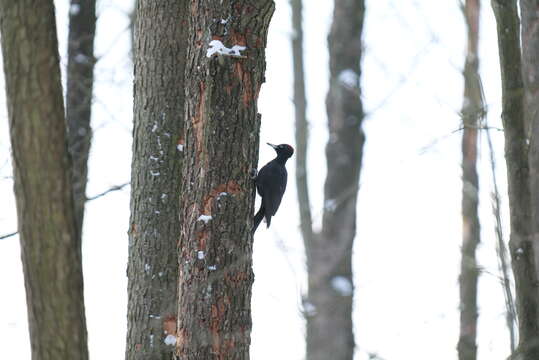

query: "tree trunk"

left=291, top=0, right=314, bottom=244
left=458, top=2, right=482, bottom=360
left=66, top=0, right=96, bottom=251
left=492, top=0, right=539, bottom=358
left=0, top=1, right=88, bottom=359
left=126, top=1, right=188, bottom=359
left=176, top=1, right=274, bottom=359
left=305, top=1, right=365, bottom=360
left=66, top=0, right=97, bottom=248
left=520, top=1, right=539, bottom=327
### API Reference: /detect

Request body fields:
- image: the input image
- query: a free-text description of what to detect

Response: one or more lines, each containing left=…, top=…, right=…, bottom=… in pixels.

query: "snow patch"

left=206, top=40, right=246, bottom=58
left=69, top=4, right=80, bottom=15
left=338, top=69, right=359, bottom=89
left=164, top=334, right=177, bottom=346
left=198, top=215, right=212, bottom=224
left=331, top=276, right=353, bottom=296
left=208, top=265, right=217, bottom=271
left=303, top=301, right=317, bottom=316
left=74, top=53, right=89, bottom=64
left=177, top=144, right=184, bottom=152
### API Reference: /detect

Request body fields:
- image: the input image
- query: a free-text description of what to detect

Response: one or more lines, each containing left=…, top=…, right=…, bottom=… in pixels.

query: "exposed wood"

left=126, top=1, right=188, bottom=359
left=0, top=1, right=88, bottom=359
left=176, top=1, right=274, bottom=358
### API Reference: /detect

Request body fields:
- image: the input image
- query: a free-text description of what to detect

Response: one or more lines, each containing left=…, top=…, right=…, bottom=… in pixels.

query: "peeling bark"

left=126, top=1, right=188, bottom=359
left=176, top=1, right=274, bottom=359
left=0, top=1, right=88, bottom=359
left=305, top=1, right=365, bottom=360
left=492, top=0, right=539, bottom=358
left=458, top=2, right=482, bottom=359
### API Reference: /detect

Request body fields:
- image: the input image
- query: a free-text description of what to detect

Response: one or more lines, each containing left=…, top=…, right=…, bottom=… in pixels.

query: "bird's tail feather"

left=253, top=205, right=265, bottom=234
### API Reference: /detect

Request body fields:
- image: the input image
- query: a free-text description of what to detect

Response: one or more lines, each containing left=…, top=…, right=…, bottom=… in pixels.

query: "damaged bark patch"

left=201, top=180, right=241, bottom=215
left=192, top=82, right=206, bottom=162
left=163, top=315, right=177, bottom=336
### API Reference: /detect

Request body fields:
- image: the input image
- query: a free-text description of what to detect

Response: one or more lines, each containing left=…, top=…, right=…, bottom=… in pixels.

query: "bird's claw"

left=249, top=168, right=258, bottom=180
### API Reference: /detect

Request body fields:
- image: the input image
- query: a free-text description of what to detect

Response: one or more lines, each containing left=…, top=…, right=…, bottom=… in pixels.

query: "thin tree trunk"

left=291, top=0, right=314, bottom=244
left=66, top=0, right=97, bottom=248
left=126, top=1, right=188, bottom=359
left=305, top=1, right=365, bottom=360
left=520, top=0, right=539, bottom=325
left=492, top=0, right=539, bottom=357
left=0, top=1, right=88, bottom=359
left=458, top=1, right=482, bottom=359
left=176, top=1, right=274, bottom=358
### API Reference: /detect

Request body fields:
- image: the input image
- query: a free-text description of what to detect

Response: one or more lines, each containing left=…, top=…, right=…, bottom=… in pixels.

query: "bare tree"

left=297, top=1, right=366, bottom=359
left=126, top=1, right=188, bottom=359
left=458, top=1, right=482, bottom=359
left=175, top=1, right=275, bottom=358
left=492, top=0, right=539, bottom=358
left=0, top=1, right=88, bottom=359
left=66, top=0, right=97, bottom=246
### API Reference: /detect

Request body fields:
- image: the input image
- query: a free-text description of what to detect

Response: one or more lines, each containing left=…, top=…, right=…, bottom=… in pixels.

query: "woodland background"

left=0, top=0, right=523, bottom=359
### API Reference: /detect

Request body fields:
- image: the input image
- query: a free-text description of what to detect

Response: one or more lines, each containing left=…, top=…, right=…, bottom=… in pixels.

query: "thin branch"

left=0, top=231, right=17, bottom=240
left=85, top=182, right=130, bottom=201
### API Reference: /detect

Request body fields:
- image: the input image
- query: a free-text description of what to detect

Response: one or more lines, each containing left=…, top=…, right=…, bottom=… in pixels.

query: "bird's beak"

left=267, top=143, right=277, bottom=149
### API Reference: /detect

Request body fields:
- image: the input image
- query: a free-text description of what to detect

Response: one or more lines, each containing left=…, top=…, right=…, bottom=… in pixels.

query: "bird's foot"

left=249, top=168, right=258, bottom=180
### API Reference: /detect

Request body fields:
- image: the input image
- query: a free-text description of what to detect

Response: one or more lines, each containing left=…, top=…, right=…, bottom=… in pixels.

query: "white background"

left=0, top=1, right=512, bottom=359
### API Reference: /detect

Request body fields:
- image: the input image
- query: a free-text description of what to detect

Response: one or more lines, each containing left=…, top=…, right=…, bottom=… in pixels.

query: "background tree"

left=295, top=1, right=366, bottom=359
left=66, top=0, right=97, bottom=246
left=0, top=1, right=88, bottom=359
left=458, top=1, right=482, bottom=359
left=175, top=0, right=274, bottom=358
left=492, top=0, right=539, bottom=357
left=126, top=1, right=187, bottom=359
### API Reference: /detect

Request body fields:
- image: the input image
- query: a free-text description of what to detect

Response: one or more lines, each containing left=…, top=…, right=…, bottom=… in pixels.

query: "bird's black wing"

left=256, top=161, right=287, bottom=217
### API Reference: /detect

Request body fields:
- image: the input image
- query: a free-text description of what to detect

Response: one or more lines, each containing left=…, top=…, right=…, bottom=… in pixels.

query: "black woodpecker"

left=253, top=143, right=294, bottom=233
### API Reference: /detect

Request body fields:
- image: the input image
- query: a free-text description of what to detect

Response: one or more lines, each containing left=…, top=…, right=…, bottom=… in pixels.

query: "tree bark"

left=305, top=1, right=365, bottom=360
left=0, top=1, right=88, bottom=359
left=126, top=1, right=188, bottom=359
left=291, top=0, right=314, bottom=244
left=176, top=1, right=274, bottom=359
left=520, top=0, right=539, bottom=322
left=458, top=2, right=482, bottom=360
left=66, top=0, right=97, bottom=248
left=492, top=0, right=539, bottom=358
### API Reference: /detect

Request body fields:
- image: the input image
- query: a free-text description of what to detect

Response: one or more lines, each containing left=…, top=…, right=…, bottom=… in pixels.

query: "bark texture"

left=492, top=0, right=539, bottom=358
left=0, top=1, right=88, bottom=359
left=458, top=1, right=482, bottom=359
left=520, top=1, right=539, bottom=325
left=66, top=0, right=97, bottom=246
left=176, top=1, right=274, bottom=359
left=305, top=1, right=365, bottom=360
left=126, top=1, right=188, bottom=359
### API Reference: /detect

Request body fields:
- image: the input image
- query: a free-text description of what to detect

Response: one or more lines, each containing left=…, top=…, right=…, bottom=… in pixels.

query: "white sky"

left=0, top=0, right=513, bottom=359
